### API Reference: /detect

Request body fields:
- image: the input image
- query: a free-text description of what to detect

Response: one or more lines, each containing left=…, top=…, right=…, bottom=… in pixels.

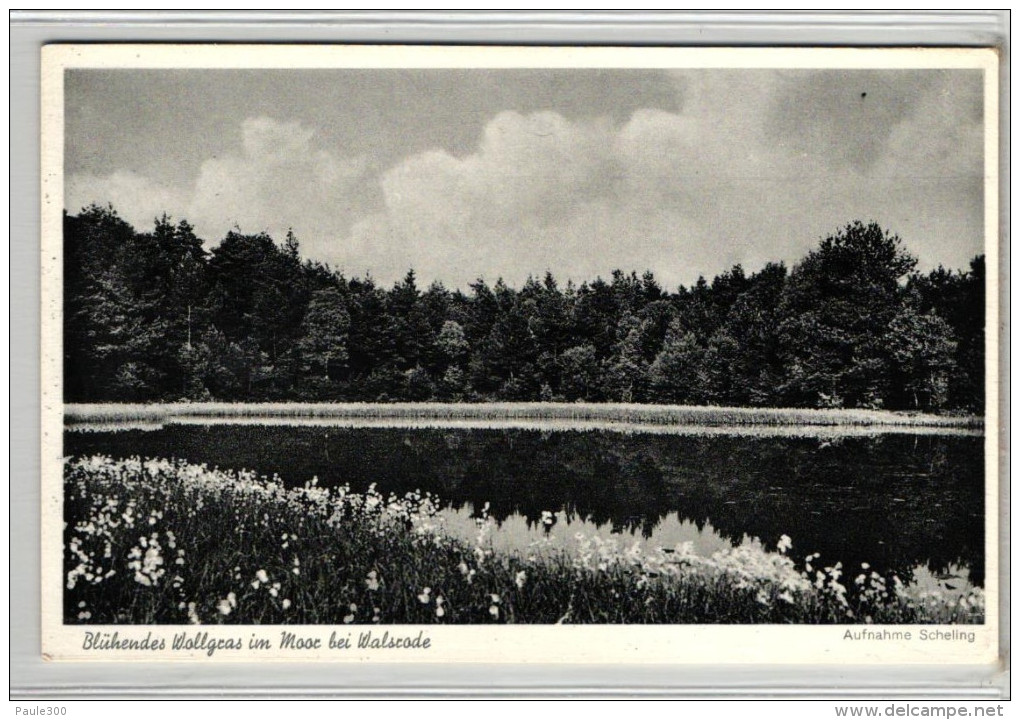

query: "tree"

left=648, top=320, right=709, bottom=404
left=436, top=320, right=469, bottom=368
left=206, top=231, right=277, bottom=342
left=601, top=312, right=648, bottom=402
left=404, top=365, right=436, bottom=401
left=64, top=206, right=143, bottom=400
left=297, top=288, right=351, bottom=382
left=345, top=276, right=396, bottom=390
left=284, top=228, right=301, bottom=261
left=437, top=365, right=467, bottom=401
left=909, top=256, right=985, bottom=410
left=70, top=264, right=169, bottom=401
left=572, top=277, right=620, bottom=359
left=470, top=293, right=538, bottom=397
left=558, top=344, right=601, bottom=401
left=419, top=282, right=454, bottom=374
left=463, top=279, right=500, bottom=345
left=885, top=306, right=957, bottom=409
left=776, top=221, right=917, bottom=408
left=704, top=262, right=787, bottom=405
left=181, top=327, right=245, bottom=399
left=127, top=215, right=209, bottom=393
left=62, top=204, right=980, bottom=409
left=389, top=269, right=434, bottom=370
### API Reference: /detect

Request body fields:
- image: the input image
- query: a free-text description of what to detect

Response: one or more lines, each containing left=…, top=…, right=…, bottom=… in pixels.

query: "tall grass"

left=67, top=416, right=983, bottom=439
left=64, top=456, right=984, bottom=625
left=64, top=402, right=983, bottom=429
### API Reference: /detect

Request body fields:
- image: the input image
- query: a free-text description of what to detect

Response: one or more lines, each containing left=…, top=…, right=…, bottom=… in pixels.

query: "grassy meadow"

left=64, top=455, right=984, bottom=625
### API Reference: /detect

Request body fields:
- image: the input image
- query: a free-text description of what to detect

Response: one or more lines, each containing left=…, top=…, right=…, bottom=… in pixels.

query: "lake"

left=64, top=422, right=985, bottom=591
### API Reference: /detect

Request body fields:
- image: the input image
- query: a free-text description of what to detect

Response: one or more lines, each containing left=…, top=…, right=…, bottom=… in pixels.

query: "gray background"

left=10, top=10, right=1010, bottom=699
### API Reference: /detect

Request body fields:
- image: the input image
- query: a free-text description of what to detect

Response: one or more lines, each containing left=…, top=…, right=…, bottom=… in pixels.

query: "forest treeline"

left=64, top=205, right=984, bottom=411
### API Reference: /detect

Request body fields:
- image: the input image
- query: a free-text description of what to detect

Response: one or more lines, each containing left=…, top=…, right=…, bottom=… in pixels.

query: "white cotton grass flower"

left=457, top=561, right=476, bottom=584
left=186, top=602, right=201, bottom=625
left=76, top=455, right=982, bottom=628
left=127, top=533, right=166, bottom=587
left=340, top=601, right=358, bottom=623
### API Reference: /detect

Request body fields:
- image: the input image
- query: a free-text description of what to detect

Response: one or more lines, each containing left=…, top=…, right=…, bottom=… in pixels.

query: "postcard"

left=41, top=44, right=1000, bottom=664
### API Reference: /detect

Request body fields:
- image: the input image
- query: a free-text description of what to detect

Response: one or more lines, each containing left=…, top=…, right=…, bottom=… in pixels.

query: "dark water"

left=64, top=424, right=985, bottom=587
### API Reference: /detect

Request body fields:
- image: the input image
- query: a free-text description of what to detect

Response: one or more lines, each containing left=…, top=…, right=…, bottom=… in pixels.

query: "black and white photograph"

left=41, top=45, right=999, bottom=663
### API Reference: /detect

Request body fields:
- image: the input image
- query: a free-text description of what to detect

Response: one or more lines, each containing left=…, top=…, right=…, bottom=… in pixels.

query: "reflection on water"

left=909, top=564, right=977, bottom=599
left=435, top=505, right=980, bottom=599
left=438, top=506, right=736, bottom=558
left=64, top=423, right=985, bottom=590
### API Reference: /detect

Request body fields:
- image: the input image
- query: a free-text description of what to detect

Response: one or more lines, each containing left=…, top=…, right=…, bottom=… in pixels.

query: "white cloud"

left=335, top=74, right=982, bottom=289
left=66, top=117, right=368, bottom=257
left=338, top=107, right=797, bottom=288
left=65, top=170, right=189, bottom=231
left=65, top=73, right=985, bottom=290
left=187, top=117, right=368, bottom=252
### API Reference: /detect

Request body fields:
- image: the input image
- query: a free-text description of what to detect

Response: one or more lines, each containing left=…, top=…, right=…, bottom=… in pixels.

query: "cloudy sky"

left=64, top=67, right=985, bottom=290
